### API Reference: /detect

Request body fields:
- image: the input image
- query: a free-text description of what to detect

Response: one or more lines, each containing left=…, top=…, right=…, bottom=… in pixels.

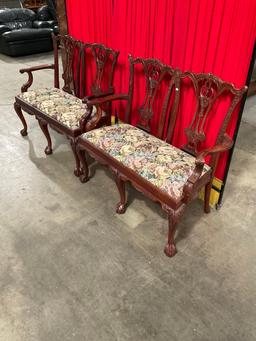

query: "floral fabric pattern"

left=82, top=124, right=211, bottom=200
left=18, top=88, right=96, bottom=129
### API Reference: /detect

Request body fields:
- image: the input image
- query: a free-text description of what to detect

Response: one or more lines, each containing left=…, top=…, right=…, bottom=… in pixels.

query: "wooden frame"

left=76, top=55, right=247, bottom=257
left=14, top=34, right=119, bottom=176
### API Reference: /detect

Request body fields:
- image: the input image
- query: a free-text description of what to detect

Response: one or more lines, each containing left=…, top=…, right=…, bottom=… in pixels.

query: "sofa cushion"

left=33, top=20, right=55, bottom=29
left=4, top=21, right=32, bottom=30
left=0, top=8, right=36, bottom=23
left=0, top=24, right=11, bottom=34
left=0, top=9, right=16, bottom=23
left=18, top=88, right=96, bottom=129
left=12, top=8, right=36, bottom=21
left=2, top=28, right=53, bottom=42
left=82, top=124, right=211, bottom=200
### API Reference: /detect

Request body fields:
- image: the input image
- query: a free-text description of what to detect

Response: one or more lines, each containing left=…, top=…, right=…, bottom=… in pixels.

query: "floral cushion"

left=18, top=88, right=97, bottom=129
left=82, top=124, right=211, bottom=201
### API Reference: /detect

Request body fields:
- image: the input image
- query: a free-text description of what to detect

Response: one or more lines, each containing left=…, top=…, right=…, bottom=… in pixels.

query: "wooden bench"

left=14, top=34, right=119, bottom=176
left=76, top=55, right=247, bottom=257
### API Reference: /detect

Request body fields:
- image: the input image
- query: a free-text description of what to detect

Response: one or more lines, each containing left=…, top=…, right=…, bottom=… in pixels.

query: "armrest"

left=0, top=24, right=11, bottom=35
left=79, top=93, right=129, bottom=131
left=20, top=64, right=55, bottom=74
left=83, top=88, right=115, bottom=102
left=82, top=93, right=129, bottom=106
left=19, top=64, right=55, bottom=92
left=182, top=134, right=233, bottom=203
left=195, top=134, right=233, bottom=164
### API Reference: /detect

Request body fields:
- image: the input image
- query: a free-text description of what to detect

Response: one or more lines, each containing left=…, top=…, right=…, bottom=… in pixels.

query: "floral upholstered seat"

left=18, top=88, right=97, bottom=129
left=82, top=124, right=211, bottom=200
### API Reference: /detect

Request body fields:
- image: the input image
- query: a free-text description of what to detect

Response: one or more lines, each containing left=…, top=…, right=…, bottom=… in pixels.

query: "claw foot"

left=164, top=243, right=177, bottom=257
left=116, top=203, right=126, bottom=214
left=79, top=174, right=89, bottom=183
left=74, top=168, right=82, bottom=177
left=20, top=128, right=27, bottom=137
left=44, top=146, right=52, bottom=155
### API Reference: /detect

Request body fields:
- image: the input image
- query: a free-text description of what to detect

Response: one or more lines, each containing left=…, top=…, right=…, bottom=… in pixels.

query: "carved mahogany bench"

left=76, top=55, right=247, bottom=257
left=14, top=34, right=119, bottom=176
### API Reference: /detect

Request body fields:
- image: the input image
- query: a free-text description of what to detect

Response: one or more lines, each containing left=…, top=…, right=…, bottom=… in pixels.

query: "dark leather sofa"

left=0, top=6, right=58, bottom=57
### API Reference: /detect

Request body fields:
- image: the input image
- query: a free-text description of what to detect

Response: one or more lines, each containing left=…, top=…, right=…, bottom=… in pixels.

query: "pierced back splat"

left=126, top=55, right=181, bottom=140
left=85, top=43, right=119, bottom=98
left=52, top=35, right=119, bottom=100
left=181, top=72, right=246, bottom=154
left=58, top=35, right=80, bottom=95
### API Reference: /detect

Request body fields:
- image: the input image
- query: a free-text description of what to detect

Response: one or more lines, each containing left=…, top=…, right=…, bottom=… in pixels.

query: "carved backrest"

left=53, top=34, right=80, bottom=95
left=125, top=55, right=181, bottom=142
left=84, top=43, right=119, bottom=98
left=178, top=72, right=246, bottom=154
left=52, top=34, right=119, bottom=98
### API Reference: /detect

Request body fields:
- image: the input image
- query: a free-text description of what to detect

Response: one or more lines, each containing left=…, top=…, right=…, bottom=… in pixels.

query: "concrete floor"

left=0, top=51, right=256, bottom=341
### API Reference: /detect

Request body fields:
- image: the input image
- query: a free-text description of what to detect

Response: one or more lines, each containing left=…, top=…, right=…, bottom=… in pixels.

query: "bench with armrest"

left=14, top=34, right=119, bottom=176
left=76, top=55, right=247, bottom=257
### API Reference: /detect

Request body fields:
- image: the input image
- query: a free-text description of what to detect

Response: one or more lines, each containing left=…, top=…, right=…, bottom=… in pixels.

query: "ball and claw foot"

left=164, top=243, right=177, bottom=257
left=116, top=203, right=126, bottom=214
left=20, top=128, right=27, bottom=137
left=44, top=146, right=52, bottom=155
left=74, top=168, right=83, bottom=177
left=79, top=173, right=89, bottom=183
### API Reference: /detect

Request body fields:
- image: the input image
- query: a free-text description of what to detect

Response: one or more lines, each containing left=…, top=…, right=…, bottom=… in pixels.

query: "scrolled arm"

left=79, top=105, right=94, bottom=132
left=19, top=64, right=55, bottom=93
left=79, top=93, right=129, bottom=132
left=182, top=134, right=234, bottom=203
left=195, top=134, right=233, bottom=164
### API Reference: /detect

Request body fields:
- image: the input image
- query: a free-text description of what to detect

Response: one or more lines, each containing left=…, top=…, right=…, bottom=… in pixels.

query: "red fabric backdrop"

left=66, top=0, right=256, bottom=180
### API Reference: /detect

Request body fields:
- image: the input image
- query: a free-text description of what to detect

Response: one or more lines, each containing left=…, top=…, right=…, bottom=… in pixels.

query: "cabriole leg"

left=113, top=174, right=126, bottom=214
left=164, top=212, right=178, bottom=257
left=76, top=147, right=89, bottom=183
left=14, top=102, right=27, bottom=136
left=37, top=119, right=52, bottom=155
left=70, top=139, right=82, bottom=177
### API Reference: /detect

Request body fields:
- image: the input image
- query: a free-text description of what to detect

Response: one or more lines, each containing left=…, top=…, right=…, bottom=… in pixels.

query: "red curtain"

left=66, top=0, right=113, bottom=97
left=66, top=0, right=112, bottom=45
left=66, top=0, right=256, bottom=180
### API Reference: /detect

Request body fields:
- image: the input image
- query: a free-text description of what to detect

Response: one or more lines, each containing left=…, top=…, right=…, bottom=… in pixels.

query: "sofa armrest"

left=20, top=64, right=55, bottom=92
left=0, top=25, right=11, bottom=35
left=33, top=20, right=55, bottom=29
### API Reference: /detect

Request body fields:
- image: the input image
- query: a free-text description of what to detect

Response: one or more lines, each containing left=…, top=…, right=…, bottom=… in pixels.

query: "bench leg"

left=204, top=179, right=213, bottom=214
left=37, top=119, right=52, bottom=155
left=70, top=139, right=82, bottom=177
left=76, top=147, right=89, bottom=183
left=164, top=212, right=178, bottom=257
left=113, top=173, right=126, bottom=214
left=14, top=102, right=28, bottom=136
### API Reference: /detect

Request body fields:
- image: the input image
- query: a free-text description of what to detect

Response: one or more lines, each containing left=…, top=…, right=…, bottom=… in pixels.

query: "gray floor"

left=0, top=52, right=256, bottom=341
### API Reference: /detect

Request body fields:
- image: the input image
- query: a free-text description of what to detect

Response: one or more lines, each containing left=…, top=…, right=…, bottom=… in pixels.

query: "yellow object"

left=111, top=115, right=116, bottom=125
left=199, top=177, right=222, bottom=207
